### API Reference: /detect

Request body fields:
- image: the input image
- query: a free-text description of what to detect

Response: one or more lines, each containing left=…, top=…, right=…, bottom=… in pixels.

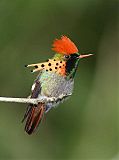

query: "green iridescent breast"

left=37, top=71, right=74, bottom=98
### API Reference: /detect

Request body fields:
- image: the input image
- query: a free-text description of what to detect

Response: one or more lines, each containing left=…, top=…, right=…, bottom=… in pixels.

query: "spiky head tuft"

left=52, top=35, right=78, bottom=55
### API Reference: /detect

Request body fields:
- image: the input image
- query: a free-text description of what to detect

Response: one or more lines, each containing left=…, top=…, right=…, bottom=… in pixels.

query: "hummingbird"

left=23, top=35, right=93, bottom=135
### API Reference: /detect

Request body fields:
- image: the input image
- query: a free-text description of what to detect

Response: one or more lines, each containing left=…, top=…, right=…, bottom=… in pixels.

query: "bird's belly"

left=38, top=72, right=74, bottom=98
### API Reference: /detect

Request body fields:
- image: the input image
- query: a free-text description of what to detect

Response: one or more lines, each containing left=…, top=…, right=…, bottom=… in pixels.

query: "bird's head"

left=26, top=35, right=93, bottom=78
left=52, top=35, right=93, bottom=60
left=52, top=36, right=93, bottom=78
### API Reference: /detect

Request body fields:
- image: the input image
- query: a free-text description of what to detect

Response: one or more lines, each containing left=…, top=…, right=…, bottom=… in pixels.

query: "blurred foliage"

left=0, top=0, right=118, bottom=159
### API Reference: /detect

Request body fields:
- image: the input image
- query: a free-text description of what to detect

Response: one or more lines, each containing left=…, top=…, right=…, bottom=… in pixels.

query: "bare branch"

left=0, top=94, right=72, bottom=105
left=0, top=96, right=55, bottom=104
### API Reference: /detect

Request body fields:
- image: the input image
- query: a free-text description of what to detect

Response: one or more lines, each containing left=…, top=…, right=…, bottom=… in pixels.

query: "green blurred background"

left=0, top=0, right=118, bottom=159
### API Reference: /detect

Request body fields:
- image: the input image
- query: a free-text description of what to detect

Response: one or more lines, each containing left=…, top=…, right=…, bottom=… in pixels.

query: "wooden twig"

left=0, top=94, right=72, bottom=105
left=0, top=96, right=55, bottom=105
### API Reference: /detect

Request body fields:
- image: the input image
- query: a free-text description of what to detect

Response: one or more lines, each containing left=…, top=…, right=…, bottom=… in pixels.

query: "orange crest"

left=52, top=36, right=78, bottom=55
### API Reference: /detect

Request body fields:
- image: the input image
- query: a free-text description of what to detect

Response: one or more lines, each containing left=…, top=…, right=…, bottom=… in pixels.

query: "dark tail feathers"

left=23, top=103, right=45, bottom=135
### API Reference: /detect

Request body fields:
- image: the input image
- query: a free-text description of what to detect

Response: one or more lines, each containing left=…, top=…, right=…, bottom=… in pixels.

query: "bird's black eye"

left=64, top=55, right=70, bottom=59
